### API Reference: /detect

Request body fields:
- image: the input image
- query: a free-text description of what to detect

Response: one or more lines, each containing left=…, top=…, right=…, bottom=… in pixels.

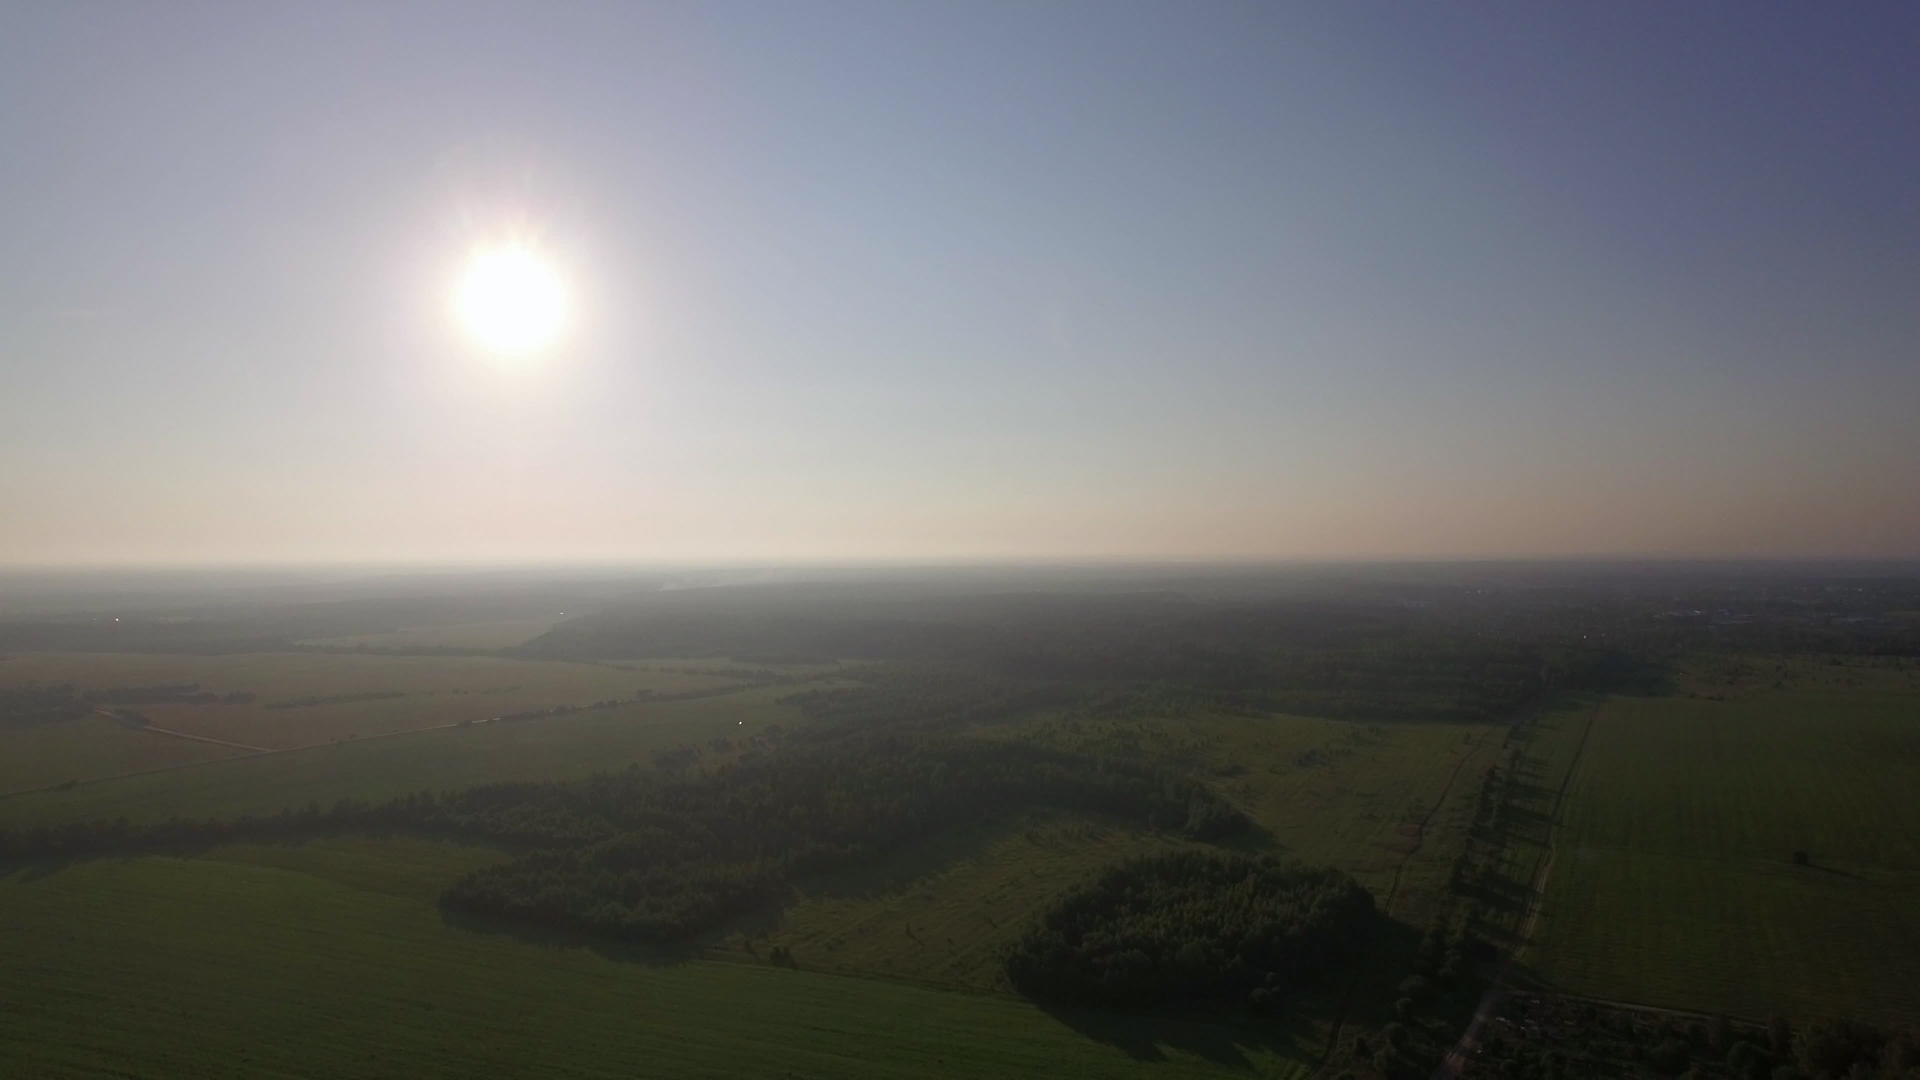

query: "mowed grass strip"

left=1531, top=668, right=1920, bottom=1026
left=0, top=839, right=1308, bottom=1080
left=0, top=684, right=808, bottom=827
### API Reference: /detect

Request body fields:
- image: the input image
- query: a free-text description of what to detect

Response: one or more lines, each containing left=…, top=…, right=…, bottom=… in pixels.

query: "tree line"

left=525, top=591, right=1666, bottom=727
left=0, top=682, right=255, bottom=729
left=437, top=735, right=1248, bottom=942
left=0, top=731, right=1249, bottom=948
left=0, top=683, right=93, bottom=728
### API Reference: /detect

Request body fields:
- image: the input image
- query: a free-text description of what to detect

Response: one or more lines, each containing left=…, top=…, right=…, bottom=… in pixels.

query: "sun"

left=452, top=243, right=571, bottom=357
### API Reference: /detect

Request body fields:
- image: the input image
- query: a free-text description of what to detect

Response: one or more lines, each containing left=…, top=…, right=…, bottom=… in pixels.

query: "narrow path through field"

left=94, top=708, right=271, bottom=752
left=1428, top=702, right=1599, bottom=1080
left=137, top=723, right=272, bottom=753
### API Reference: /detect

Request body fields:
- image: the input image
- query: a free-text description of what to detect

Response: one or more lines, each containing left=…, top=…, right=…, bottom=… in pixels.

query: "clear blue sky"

left=4, top=1, right=1916, bottom=564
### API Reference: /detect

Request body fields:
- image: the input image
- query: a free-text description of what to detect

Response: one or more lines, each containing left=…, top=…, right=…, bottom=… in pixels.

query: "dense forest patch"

left=436, top=735, right=1247, bottom=942
left=1, top=731, right=1248, bottom=948
left=0, top=684, right=92, bottom=728
left=522, top=587, right=1668, bottom=725
left=1004, top=851, right=1376, bottom=1011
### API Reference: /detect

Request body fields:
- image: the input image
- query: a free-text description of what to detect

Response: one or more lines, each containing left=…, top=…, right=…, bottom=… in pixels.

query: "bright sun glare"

left=453, top=244, right=571, bottom=357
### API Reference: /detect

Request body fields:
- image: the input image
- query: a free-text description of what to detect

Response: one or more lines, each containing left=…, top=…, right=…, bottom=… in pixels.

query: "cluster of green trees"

left=262, top=690, right=403, bottom=709
left=529, top=589, right=1674, bottom=727
left=0, top=681, right=258, bottom=729
left=438, top=736, right=1247, bottom=942
left=1780, top=1015, right=1920, bottom=1079
left=88, top=682, right=255, bottom=705
left=1464, top=1005, right=1920, bottom=1080
left=0, top=683, right=92, bottom=728
left=0, top=732, right=1247, bottom=948
left=1003, top=852, right=1375, bottom=1011
left=1350, top=920, right=1488, bottom=1078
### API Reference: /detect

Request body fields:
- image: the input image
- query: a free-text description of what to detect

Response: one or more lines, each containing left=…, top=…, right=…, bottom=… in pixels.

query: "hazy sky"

left=4, top=1, right=1917, bottom=565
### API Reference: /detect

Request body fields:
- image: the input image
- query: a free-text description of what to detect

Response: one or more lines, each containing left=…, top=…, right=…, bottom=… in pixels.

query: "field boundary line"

left=1430, top=701, right=1600, bottom=1079
left=137, top=724, right=271, bottom=753
left=93, top=707, right=274, bottom=753
left=1313, top=727, right=1487, bottom=1076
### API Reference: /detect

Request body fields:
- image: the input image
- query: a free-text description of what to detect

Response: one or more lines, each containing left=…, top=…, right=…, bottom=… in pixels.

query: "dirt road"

left=1427, top=704, right=1598, bottom=1080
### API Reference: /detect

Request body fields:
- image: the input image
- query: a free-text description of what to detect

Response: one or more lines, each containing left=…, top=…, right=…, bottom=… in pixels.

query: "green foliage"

left=1727, top=1039, right=1774, bottom=1080
left=1650, top=1036, right=1692, bottom=1073
left=526, top=586, right=1658, bottom=725
left=0, top=683, right=91, bottom=728
left=3, top=731, right=1248, bottom=950
left=0, top=843, right=1304, bottom=1079
left=1794, top=1017, right=1889, bottom=1079
left=436, top=736, right=1247, bottom=942
left=1003, top=851, right=1375, bottom=1010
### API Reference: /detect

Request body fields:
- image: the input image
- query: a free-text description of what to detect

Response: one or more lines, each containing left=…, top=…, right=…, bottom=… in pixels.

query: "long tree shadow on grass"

left=0, top=825, right=441, bottom=884
left=1029, top=999, right=1312, bottom=1069
left=437, top=904, right=705, bottom=968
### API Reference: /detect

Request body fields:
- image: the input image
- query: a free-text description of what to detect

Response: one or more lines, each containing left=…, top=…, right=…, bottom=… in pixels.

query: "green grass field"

left=0, top=682, right=1508, bottom=1079
left=998, top=709, right=1502, bottom=923
left=0, top=837, right=1317, bottom=1079
left=299, top=615, right=567, bottom=649
left=690, top=707, right=1510, bottom=1072
left=1530, top=657, right=1920, bottom=1026
left=0, top=710, right=249, bottom=794
left=0, top=683, right=810, bottom=826
left=731, top=814, right=1203, bottom=990
left=0, top=651, right=765, bottom=789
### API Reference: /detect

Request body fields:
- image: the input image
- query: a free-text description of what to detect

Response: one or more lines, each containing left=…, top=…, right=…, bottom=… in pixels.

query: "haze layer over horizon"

left=5, top=2, right=1917, bottom=564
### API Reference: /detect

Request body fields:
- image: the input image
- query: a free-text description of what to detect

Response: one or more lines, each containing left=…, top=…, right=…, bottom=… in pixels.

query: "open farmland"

left=1529, top=657, right=1920, bottom=1026
left=722, top=813, right=1204, bottom=990
left=0, top=837, right=1316, bottom=1080
left=0, top=682, right=814, bottom=826
left=299, top=615, right=567, bottom=650
left=0, top=710, right=249, bottom=794
left=0, top=687, right=1500, bottom=1080
left=684, top=706, right=1505, bottom=1074
left=999, top=708, right=1503, bottom=922
left=0, top=651, right=764, bottom=778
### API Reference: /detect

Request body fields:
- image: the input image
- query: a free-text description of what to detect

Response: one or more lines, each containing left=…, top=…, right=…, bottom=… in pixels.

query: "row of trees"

left=521, top=590, right=1664, bottom=726
left=1458, top=1000, right=1920, bottom=1080
left=89, top=682, right=256, bottom=705
left=0, top=683, right=92, bottom=728
left=0, top=681, right=257, bottom=729
left=436, top=736, right=1249, bottom=942
left=1003, top=851, right=1376, bottom=1011
left=0, top=732, right=1249, bottom=948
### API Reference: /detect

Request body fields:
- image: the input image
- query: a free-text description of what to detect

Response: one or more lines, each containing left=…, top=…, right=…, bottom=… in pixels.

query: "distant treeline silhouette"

left=436, top=735, right=1246, bottom=942
left=0, top=732, right=1247, bottom=946
left=523, top=592, right=1667, bottom=724
left=0, top=682, right=254, bottom=728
